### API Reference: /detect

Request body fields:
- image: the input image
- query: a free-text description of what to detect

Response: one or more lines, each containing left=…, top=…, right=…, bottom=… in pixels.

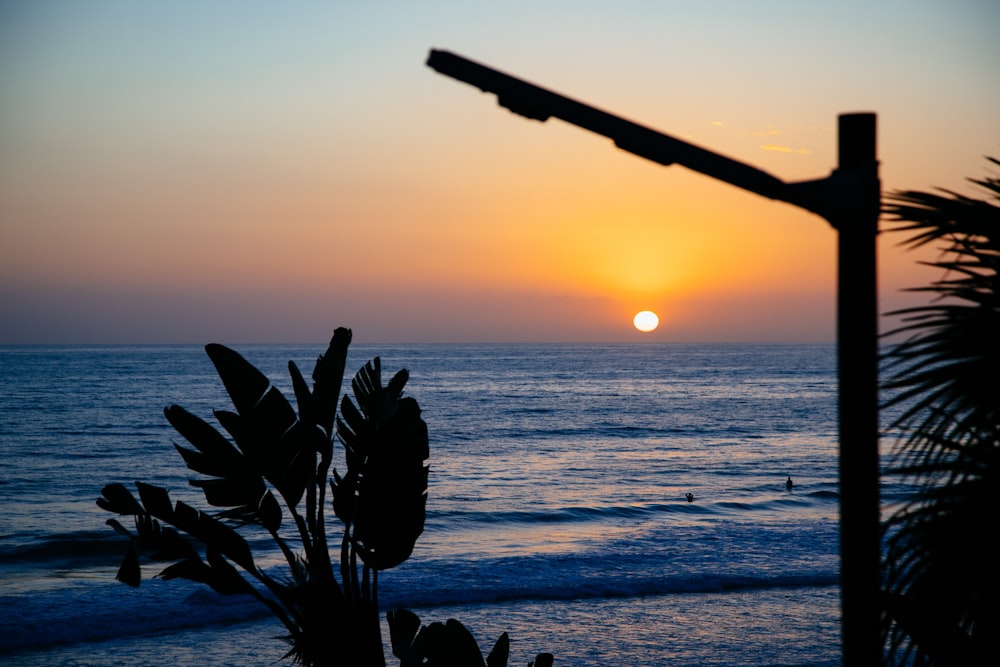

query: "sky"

left=2, top=1, right=998, bottom=344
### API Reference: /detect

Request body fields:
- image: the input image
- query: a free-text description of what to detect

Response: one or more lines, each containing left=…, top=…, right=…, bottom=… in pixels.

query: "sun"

left=633, top=310, right=659, bottom=333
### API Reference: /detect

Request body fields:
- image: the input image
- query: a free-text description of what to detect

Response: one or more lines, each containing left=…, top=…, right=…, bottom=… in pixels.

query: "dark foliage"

left=98, top=328, right=422, bottom=665
left=880, top=157, right=1000, bottom=666
left=387, top=608, right=554, bottom=667
left=98, top=327, right=552, bottom=665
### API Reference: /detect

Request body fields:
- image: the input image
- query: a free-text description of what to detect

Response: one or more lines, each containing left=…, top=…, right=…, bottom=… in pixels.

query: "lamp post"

left=427, top=49, right=882, bottom=665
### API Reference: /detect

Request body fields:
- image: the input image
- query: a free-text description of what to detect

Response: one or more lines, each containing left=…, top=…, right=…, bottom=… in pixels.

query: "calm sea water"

left=0, top=342, right=863, bottom=665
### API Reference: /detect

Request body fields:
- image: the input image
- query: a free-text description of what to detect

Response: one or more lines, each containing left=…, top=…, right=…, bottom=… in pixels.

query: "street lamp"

left=427, top=49, right=882, bottom=665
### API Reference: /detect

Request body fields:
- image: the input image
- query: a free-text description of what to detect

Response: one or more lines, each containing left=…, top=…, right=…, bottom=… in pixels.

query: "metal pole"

left=833, top=112, right=881, bottom=666
left=426, top=52, right=884, bottom=663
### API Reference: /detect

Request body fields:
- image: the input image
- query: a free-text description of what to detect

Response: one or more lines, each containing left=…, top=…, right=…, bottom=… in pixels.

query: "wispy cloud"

left=710, top=122, right=813, bottom=155
left=759, top=144, right=812, bottom=155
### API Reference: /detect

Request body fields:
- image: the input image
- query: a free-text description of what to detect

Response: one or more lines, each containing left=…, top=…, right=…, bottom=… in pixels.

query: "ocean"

left=0, top=342, right=862, bottom=666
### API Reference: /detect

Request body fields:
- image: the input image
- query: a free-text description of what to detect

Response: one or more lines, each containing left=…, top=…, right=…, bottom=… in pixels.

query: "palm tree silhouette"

left=880, top=157, right=1000, bottom=666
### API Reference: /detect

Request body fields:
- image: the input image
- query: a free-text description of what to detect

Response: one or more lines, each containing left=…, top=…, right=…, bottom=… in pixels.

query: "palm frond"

left=880, top=155, right=1000, bottom=665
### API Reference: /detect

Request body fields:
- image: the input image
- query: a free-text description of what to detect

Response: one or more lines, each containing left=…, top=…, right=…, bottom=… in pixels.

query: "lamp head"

left=427, top=49, right=552, bottom=122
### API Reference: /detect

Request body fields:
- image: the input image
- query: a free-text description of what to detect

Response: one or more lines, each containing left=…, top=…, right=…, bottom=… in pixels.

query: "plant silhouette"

left=98, top=327, right=552, bottom=666
left=881, top=157, right=1000, bottom=666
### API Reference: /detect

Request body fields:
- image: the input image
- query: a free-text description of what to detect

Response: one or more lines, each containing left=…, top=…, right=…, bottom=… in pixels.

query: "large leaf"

left=203, top=547, right=258, bottom=596
left=403, top=618, right=487, bottom=667
left=157, top=548, right=256, bottom=597
left=165, top=404, right=245, bottom=477
left=136, top=481, right=173, bottom=519
left=101, top=509, right=200, bottom=587
left=115, top=538, right=141, bottom=587
left=204, top=345, right=314, bottom=508
left=172, top=500, right=257, bottom=573
left=289, top=360, right=316, bottom=433
left=272, top=420, right=324, bottom=508
left=337, top=361, right=429, bottom=570
left=215, top=407, right=320, bottom=510
left=310, top=327, right=352, bottom=438
left=388, top=608, right=422, bottom=661
left=351, top=397, right=429, bottom=570
left=485, top=632, right=510, bottom=667
left=133, top=483, right=257, bottom=573
left=165, top=405, right=269, bottom=520
left=97, top=483, right=143, bottom=515
left=258, top=489, right=283, bottom=533
left=336, top=395, right=369, bottom=471
left=329, top=468, right=358, bottom=526
left=205, top=343, right=271, bottom=416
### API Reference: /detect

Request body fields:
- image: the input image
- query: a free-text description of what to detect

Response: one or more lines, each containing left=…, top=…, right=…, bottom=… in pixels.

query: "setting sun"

left=633, top=310, right=659, bottom=333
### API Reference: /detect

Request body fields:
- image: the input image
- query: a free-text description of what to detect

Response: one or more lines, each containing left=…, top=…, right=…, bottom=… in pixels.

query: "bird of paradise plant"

left=98, top=327, right=551, bottom=666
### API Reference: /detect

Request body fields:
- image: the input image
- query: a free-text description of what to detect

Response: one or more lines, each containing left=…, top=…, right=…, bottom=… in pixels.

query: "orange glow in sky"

left=1, top=2, right=998, bottom=343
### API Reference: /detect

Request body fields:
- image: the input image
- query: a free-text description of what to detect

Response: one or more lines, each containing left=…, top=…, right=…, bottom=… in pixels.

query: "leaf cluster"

left=880, top=157, right=1000, bottom=666
left=97, top=328, right=430, bottom=665
left=387, top=609, right=554, bottom=667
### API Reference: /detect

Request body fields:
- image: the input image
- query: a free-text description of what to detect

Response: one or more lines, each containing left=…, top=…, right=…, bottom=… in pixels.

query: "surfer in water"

left=786, top=476, right=794, bottom=491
